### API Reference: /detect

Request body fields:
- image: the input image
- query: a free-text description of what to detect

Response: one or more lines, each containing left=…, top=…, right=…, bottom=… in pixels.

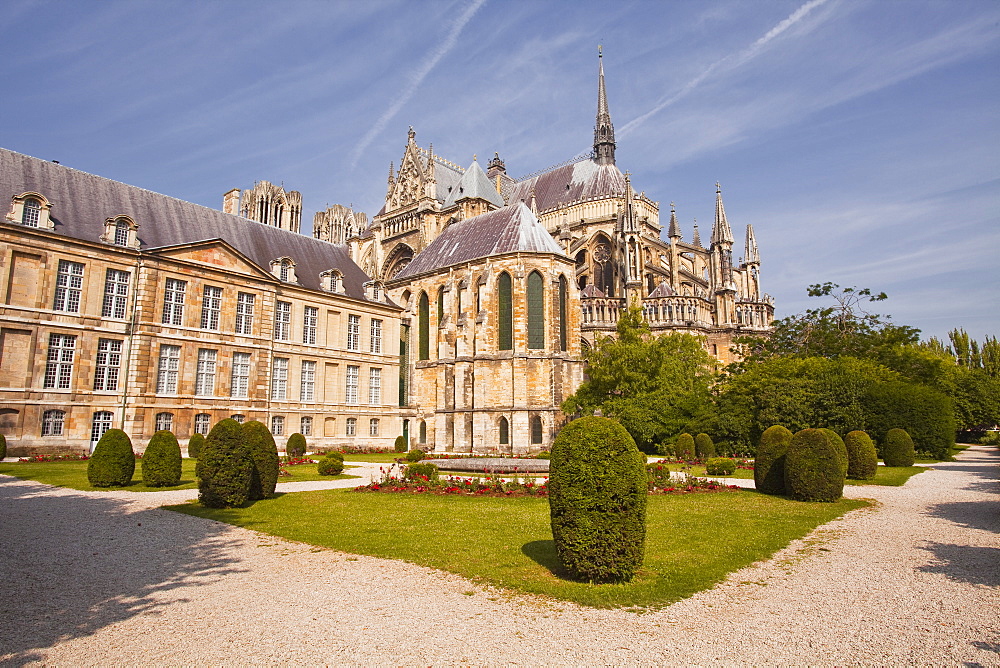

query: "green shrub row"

left=705, top=457, right=736, bottom=476
left=318, top=451, right=345, bottom=476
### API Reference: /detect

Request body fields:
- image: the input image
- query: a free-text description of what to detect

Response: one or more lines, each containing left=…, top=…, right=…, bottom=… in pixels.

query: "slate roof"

left=442, top=160, right=505, bottom=209
left=393, top=202, right=566, bottom=280
left=0, top=148, right=379, bottom=303
left=505, top=158, right=627, bottom=212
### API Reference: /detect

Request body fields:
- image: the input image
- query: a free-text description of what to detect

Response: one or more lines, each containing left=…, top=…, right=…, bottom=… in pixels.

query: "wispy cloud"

left=619, top=0, right=832, bottom=139
left=348, top=0, right=487, bottom=169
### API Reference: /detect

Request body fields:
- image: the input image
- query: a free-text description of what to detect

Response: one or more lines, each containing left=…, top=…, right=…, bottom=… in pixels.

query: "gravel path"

left=1, top=446, right=997, bottom=665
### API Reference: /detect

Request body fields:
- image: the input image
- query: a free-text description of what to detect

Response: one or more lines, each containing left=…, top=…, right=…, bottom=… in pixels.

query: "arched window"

left=41, top=409, right=65, bottom=436
left=527, top=271, right=544, bottom=349
left=530, top=416, right=543, bottom=445
left=90, top=411, right=114, bottom=450
left=437, top=287, right=445, bottom=325
left=419, top=420, right=427, bottom=444
left=558, top=275, right=568, bottom=352
left=498, top=272, right=513, bottom=351
left=499, top=417, right=509, bottom=445
left=418, top=292, right=430, bottom=360
left=21, top=198, right=40, bottom=227
left=155, top=412, right=174, bottom=432
left=280, top=260, right=290, bottom=282
left=194, top=413, right=211, bottom=435
left=114, top=220, right=130, bottom=246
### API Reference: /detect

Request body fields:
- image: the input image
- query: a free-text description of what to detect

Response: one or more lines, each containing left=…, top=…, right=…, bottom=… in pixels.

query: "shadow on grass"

left=0, top=477, right=246, bottom=665
left=917, top=542, right=1000, bottom=587
left=521, top=539, right=560, bottom=575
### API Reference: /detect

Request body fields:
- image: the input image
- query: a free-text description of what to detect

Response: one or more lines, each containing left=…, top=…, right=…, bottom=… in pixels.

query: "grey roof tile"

left=506, top=159, right=627, bottom=212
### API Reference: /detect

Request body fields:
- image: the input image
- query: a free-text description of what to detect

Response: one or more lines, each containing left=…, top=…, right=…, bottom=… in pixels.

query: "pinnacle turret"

left=593, top=46, right=616, bottom=166
left=745, top=223, right=760, bottom=265
left=692, top=220, right=702, bottom=247
left=667, top=202, right=681, bottom=239
left=711, top=182, right=735, bottom=246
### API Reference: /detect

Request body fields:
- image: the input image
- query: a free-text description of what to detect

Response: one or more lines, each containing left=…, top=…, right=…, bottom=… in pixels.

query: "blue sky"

left=2, top=0, right=997, bottom=342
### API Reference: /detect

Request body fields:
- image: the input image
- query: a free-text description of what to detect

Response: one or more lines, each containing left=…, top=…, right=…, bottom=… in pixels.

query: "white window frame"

left=162, top=278, right=186, bottom=325
left=53, top=260, right=84, bottom=313
left=345, top=364, right=359, bottom=404
left=370, top=318, right=382, bottom=353
left=194, top=413, right=211, bottom=435
left=300, top=360, right=316, bottom=402
left=195, top=348, right=217, bottom=396
left=44, top=333, right=76, bottom=389
left=275, top=301, right=291, bottom=340
left=101, top=268, right=130, bottom=319
left=156, top=344, right=181, bottom=394
left=235, top=292, right=255, bottom=335
left=41, top=409, right=65, bottom=436
left=369, top=418, right=379, bottom=437
left=368, top=367, right=381, bottom=406
left=93, top=338, right=123, bottom=391
left=347, top=314, right=360, bottom=351
left=21, top=197, right=41, bottom=227
left=303, top=306, right=318, bottom=344
left=300, top=415, right=313, bottom=436
left=155, top=412, right=174, bottom=432
left=200, top=286, right=222, bottom=330
left=346, top=417, right=357, bottom=436
left=271, top=415, right=285, bottom=436
left=271, top=357, right=288, bottom=401
left=230, top=351, right=251, bottom=398
left=90, top=411, right=113, bottom=449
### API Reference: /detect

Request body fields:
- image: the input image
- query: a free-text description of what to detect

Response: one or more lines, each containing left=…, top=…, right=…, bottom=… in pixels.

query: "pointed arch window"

left=498, top=272, right=513, bottom=351
left=437, top=287, right=445, bottom=325
left=530, top=416, right=543, bottom=445
left=499, top=417, right=509, bottom=446
left=419, top=420, right=427, bottom=445
left=558, top=275, right=568, bottom=352
left=527, top=271, right=544, bottom=349
left=418, top=292, right=430, bottom=360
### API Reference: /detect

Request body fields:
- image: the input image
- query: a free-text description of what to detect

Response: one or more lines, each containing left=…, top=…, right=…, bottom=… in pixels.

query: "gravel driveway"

left=1, top=447, right=997, bottom=665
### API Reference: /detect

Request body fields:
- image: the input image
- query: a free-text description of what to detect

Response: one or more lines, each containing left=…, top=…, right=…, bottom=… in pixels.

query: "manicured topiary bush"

left=394, top=435, right=407, bottom=453
left=197, top=418, right=252, bottom=508
left=705, top=457, right=736, bottom=476
left=819, top=428, right=849, bottom=479
left=0, top=433, right=6, bottom=460
left=695, top=433, right=716, bottom=460
left=675, top=433, right=695, bottom=460
left=535, top=450, right=551, bottom=459
left=754, top=425, right=793, bottom=495
left=404, top=462, right=439, bottom=481
left=187, top=433, right=205, bottom=460
left=87, top=429, right=135, bottom=487
left=882, top=428, right=916, bottom=467
left=844, top=430, right=878, bottom=480
left=243, top=420, right=280, bottom=500
left=549, top=416, right=647, bottom=583
left=318, top=452, right=345, bottom=476
left=784, top=428, right=844, bottom=502
left=286, top=433, right=307, bottom=458
left=141, top=430, right=182, bottom=487
left=405, top=449, right=425, bottom=462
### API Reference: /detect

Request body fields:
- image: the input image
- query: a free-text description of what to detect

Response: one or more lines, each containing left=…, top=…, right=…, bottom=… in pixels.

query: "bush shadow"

left=925, top=499, right=1000, bottom=534
left=0, top=477, right=248, bottom=665
left=917, top=542, right=1000, bottom=587
left=521, top=539, right=568, bottom=578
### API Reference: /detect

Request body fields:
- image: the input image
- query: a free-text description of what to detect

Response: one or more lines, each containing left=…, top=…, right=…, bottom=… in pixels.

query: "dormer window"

left=270, top=257, right=298, bottom=283
left=6, top=192, right=54, bottom=229
left=321, top=269, right=345, bottom=294
left=364, top=280, right=386, bottom=302
left=101, top=215, right=139, bottom=248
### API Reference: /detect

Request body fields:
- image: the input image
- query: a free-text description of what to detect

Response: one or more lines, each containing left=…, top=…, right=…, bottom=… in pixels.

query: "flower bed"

left=18, top=453, right=91, bottom=462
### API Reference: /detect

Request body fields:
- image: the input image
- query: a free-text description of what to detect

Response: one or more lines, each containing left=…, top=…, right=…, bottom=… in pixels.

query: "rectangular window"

left=302, top=306, right=318, bottom=344
left=368, top=367, right=381, bottom=406
left=101, top=269, right=130, bottom=319
left=231, top=414, right=245, bottom=424
left=194, top=413, right=211, bottom=435
left=345, top=364, right=359, bottom=404
left=347, top=314, right=360, bottom=351
left=93, top=338, right=123, bottom=391
left=230, top=351, right=250, bottom=398
left=271, top=357, right=288, bottom=400
left=235, top=292, right=255, bottom=335
left=195, top=348, right=217, bottom=396
left=370, top=318, right=382, bottom=353
left=41, top=409, right=65, bottom=436
left=43, top=333, right=76, bottom=389
left=200, top=285, right=222, bottom=330
left=346, top=417, right=357, bottom=436
left=155, top=412, right=174, bottom=432
left=53, top=260, right=84, bottom=313
left=300, top=415, right=313, bottom=436
left=275, top=301, right=291, bottom=340
left=369, top=418, right=379, bottom=437
left=162, top=278, right=186, bottom=325
left=271, top=415, right=285, bottom=436
left=156, top=344, right=180, bottom=394
left=300, top=360, right=316, bottom=402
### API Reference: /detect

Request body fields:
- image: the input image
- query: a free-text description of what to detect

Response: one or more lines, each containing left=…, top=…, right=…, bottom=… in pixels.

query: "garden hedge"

left=0, top=433, right=6, bottom=460
left=819, top=428, right=849, bottom=479
left=695, top=433, right=716, bottom=460
left=675, top=433, right=695, bottom=460
left=705, top=457, right=736, bottom=476
left=141, top=430, right=182, bottom=487
left=784, top=428, right=844, bottom=502
left=243, top=420, right=280, bottom=500
left=754, top=425, right=793, bottom=495
left=394, top=435, right=407, bottom=453
left=405, top=449, right=425, bottom=462
left=844, top=430, right=878, bottom=480
left=882, top=428, right=916, bottom=467
left=318, top=453, right=345, bottom=476
left=197, top=418, right=252, bottom=508
left=866, top=381, right=954, bottom=460
left=188, top=432, right=205, bottom=460
left=404, top=462, right=439, bottom=481
left=548, top=416, right=647, bottom=583
left=87, top=429, right=135, bottom=487
left=286, top=433, right=307, bottom=458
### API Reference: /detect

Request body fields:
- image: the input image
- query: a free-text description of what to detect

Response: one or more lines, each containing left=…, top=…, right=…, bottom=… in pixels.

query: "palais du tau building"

left=0, top=54, right=772, bottom=457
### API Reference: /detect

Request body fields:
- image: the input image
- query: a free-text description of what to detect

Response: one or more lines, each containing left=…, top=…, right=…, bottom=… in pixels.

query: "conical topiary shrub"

left=784, top=428, right=845, bottom=502
left=675, top=433, right=695, bottom=460
left=197, top=418, right=252, bottom=508
left=819, top=429, right=849, bottom=479
left=243, top=420, right=280, bottom=500
left=188, top=432, right=205, bottom=460
left=286, top=432, right=307, bottom=458
left=549, top=416, right=647, bottom=583
left=394, top=435, right=407, bottom=453
left=882, top=428, right=915, bottom=467
left=142, top=430, right=182, bottom=487
left=695, top=433, right=716, bottom=460
left=845, top=430, right=878, bottom=480
left=0, top=433, right=6, bottom=460
left=87, top=428, right=135, bottom=487
left=754, top=425, right=793, bottom=495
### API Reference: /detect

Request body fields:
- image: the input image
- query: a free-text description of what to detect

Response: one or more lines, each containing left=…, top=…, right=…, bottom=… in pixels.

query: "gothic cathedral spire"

left=594, top=46, right=616, bottom=166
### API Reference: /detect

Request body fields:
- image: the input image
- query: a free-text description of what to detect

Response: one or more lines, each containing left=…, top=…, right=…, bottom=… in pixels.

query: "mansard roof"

left=504, top=158, right=628, bottom=212
left=393, top=202, right=566, bottom=280
left=442, top=160, right=505, bottom=209
left=0, top=148, right=376, bottom=302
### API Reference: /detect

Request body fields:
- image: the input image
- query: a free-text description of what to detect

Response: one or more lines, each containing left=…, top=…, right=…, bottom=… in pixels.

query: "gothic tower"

left=593, top=47, right=616, bottom=166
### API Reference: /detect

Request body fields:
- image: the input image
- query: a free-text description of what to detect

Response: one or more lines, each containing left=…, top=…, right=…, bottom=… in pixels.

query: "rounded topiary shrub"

left=243, top=420, right=280, bottom=500
left=404, top=462, right=439, bottom=481
left=695, top=433, right=716, bottom=460
left=197, top=418, right=252, bottom=508
left=548, top=416, right=647, bottom=583
left=705, top=457, right=736, bottom=476
left=819, top=429, right=849, bottom=479
left=286, top=432, right=307, bottom=459
left=394, top=435, right=407, bottom=453
left=318, top=453, right=345, bottom=476
left=188, top=432, right=205, bottom=460
left=675, top=433, right=695, bottom=460
left=0, top=433, right=6, bottom=460
left=845, top=430, right=878, bottom=480
left=141, top=430, right=182, bottom=487
left=754, top=425, right=793, bottom=495
left=784, top=428, right=845, bottom=502
left=87, top=429, right=135, bottom=487
left=405, top=449, right=425, bottom=462
left=882, top=428, right=915, bottom=467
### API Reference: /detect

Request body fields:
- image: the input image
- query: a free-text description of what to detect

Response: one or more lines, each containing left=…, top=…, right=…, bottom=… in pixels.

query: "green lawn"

left=0, top=459, right=357, bottom=492
left=334, top=452, right=402, bottom=464
left=845, top=465, right=928, bottom=487
left=167, top=489, right=866, bottom=609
